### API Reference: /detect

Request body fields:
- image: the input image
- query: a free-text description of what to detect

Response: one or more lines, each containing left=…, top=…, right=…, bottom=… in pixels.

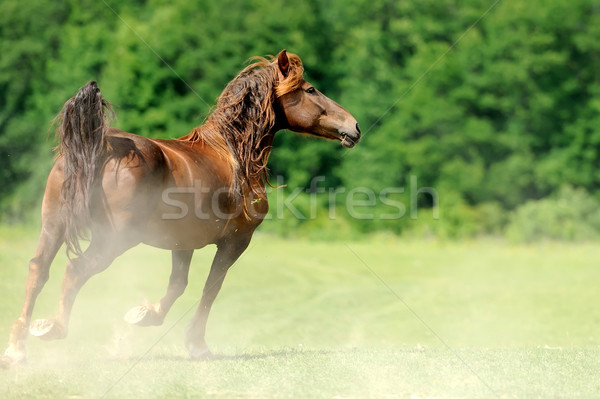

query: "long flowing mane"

left=180, top=53, right=304, bottom=211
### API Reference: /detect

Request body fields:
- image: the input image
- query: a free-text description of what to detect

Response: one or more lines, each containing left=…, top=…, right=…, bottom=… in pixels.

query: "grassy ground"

left=0, top=226, right=599, bottom=398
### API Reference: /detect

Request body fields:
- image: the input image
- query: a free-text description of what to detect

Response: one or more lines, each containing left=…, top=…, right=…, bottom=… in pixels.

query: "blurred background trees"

left=1, top=0, right=599, bottom=240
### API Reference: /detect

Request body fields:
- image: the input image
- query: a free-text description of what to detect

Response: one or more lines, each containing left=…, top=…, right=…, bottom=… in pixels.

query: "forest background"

left=1, top=0, right=599, bottom=241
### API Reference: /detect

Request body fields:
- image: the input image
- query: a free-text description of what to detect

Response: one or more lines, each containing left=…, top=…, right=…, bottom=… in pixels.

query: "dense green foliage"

left=1, top=0, right=599, bottom=239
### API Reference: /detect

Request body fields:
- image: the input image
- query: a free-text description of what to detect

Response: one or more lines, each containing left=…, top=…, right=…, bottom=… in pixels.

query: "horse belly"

left=141, top=197, right=234, bottom=250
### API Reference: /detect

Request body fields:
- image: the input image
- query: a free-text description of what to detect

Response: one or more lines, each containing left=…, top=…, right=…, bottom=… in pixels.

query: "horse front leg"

left=2, top=223, right=64, bottom=366
left=124, top=249, right=194, bottom=326
left=185, top=234, right=252, bottom=359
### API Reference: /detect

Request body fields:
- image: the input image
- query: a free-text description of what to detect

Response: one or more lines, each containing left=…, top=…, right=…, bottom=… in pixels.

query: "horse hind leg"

left=3, top=220, right=64, bottom=366
left=124, top=249, right=193, bottom=326
left=29, top=234, right=138, bottom=341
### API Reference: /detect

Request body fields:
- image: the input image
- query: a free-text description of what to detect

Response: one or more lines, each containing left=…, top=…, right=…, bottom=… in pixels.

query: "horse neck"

left=200, top=112, right=277, bottom=197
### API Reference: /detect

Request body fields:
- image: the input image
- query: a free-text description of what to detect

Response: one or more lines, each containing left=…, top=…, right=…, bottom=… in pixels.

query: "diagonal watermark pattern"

left=101, top=0, right=211, bottom=108
left=100, top=244, right=256, bottom=398
left=100, top=298, right=198, bottom=398
left=345, top=243, right=501, bottom=399
left=94, top=6, right=216, bottom=392
left=341, top=0, right=503, bottom=159
left=96, top=0, right=505, bottom=397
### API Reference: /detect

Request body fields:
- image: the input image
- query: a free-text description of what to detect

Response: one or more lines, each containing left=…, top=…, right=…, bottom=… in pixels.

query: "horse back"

left=105, top=129, right=255, bottom=250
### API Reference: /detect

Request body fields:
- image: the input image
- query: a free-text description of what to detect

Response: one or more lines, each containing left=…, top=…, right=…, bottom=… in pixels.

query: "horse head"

left=274, top=50, right=361, bottom=148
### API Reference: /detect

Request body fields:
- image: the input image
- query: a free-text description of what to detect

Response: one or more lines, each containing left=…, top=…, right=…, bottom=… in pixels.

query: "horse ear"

left=277, top=49, right=289, bottom=78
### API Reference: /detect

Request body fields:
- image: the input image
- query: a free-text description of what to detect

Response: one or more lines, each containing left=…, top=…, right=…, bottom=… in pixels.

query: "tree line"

left=1, top=0, right=599, bottom=239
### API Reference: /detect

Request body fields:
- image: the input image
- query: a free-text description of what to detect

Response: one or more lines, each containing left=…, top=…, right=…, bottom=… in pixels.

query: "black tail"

left=56, top=81, right=112, bottom=257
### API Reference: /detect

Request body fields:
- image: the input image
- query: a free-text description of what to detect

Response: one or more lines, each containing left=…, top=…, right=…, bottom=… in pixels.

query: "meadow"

left=0, top=226, right=598, bottom=398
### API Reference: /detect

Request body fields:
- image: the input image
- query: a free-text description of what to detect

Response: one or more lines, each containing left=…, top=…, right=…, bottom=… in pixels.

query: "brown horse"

left=2, top=50, right=360, bottom=366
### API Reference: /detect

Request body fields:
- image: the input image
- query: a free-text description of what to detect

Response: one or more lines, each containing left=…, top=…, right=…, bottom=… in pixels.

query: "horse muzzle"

left=340, top=123, right=361, bottom=148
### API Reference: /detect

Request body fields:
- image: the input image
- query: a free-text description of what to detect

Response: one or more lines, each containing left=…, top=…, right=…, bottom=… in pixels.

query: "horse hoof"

left=1, top=355, right=17, bottom=369
left=29, top=319, right=66, bottom=340
left=0, top=354, right=25, bottom=369
left=124, top=305, right=162, bottom=326
left=124, top=306, right=149, bottom=324
left=187, top=345, right=213, bottom=360
left=3, top=345, right=26, bottom=368
left=0, top=356, right=12, bottom=369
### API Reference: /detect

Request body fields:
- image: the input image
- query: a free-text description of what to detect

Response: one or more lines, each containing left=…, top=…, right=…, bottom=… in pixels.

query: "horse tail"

left=56, top=81, right=113, bottom=257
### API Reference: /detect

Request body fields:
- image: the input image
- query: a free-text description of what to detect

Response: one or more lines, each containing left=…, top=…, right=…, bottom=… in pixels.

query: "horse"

left=2, top=50, right=360, bottom=366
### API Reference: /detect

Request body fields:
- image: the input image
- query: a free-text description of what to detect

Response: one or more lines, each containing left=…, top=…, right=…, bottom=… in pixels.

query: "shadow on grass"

left=122, top=348, right=338, bottom=364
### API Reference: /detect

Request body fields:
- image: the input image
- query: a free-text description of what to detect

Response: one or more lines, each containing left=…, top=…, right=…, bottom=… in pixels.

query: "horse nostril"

left=355, top=123, right=361, bottom=135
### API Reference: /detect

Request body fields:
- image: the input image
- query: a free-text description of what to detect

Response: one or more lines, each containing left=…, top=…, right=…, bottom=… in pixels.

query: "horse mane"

left=180, top=52, right=304, bottom=215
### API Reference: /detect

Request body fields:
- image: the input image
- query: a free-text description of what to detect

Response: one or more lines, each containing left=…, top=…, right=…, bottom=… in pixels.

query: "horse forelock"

left=274, top=53, right=304, bottom=97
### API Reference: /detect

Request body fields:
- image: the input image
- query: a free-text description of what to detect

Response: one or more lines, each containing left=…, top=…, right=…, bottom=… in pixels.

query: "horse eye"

left=305, top=87, right=316, bottom=94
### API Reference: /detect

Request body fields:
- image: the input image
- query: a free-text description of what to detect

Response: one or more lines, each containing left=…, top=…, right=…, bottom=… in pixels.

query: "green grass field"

left=0, top=227, right=599, bottom=398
